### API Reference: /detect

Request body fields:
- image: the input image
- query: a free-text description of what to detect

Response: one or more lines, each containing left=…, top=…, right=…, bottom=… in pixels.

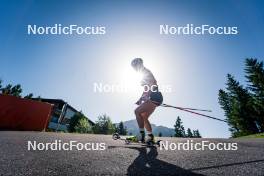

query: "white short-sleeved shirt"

left=141, top=68, right=157, bottom=86
left=140, top=68, right=158, bottom=101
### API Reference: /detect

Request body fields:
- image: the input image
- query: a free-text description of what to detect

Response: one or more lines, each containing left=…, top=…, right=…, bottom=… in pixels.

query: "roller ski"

left=112, top=133, right=162, bottom=146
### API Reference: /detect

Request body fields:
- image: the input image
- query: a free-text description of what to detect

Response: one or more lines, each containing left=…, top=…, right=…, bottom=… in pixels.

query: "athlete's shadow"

left=108, top=145, right=203, bottom=176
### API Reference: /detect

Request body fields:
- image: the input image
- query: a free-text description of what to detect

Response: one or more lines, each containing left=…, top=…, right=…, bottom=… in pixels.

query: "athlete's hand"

left=135, top=100, right=141, bottom=105
left=135, top=98, right=143, bottom=105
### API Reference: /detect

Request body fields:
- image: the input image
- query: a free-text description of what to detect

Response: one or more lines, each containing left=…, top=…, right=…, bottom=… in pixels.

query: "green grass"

left=238, top=133, right=264, bottom=138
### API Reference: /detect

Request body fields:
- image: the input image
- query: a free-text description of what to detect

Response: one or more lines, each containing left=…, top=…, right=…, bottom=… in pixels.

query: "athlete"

left=130, top=58, right=163, bottom=143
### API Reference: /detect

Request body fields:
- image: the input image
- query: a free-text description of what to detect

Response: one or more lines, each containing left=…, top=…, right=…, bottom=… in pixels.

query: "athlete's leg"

left=134, top=105, right=146, bottom=142
left=135, top=100, right=157, bottom=142
left=144, top=117, right=152, bottom=132
left=135, top=107, right=144, bottom=129
left=139, top=100, right=157, bottom=142
left=137, top=101, right=156, bottom=131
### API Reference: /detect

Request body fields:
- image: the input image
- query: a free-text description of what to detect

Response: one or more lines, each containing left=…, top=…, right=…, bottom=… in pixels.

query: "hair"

left=131, top=58, right=143, bottom=68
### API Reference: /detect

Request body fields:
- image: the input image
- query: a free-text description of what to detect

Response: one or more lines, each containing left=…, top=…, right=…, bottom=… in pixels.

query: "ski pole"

left=160, top=103, right=227, bottom=123
left=161, top=104, right=212, bottom=112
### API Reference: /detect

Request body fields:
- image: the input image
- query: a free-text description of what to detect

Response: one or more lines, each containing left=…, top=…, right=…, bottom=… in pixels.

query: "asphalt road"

left=0, top=131, right=264, bottom=176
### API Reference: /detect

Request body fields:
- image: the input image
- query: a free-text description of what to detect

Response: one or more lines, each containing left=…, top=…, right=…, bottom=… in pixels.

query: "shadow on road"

left=108, top=145, right=203, bottom=176
left=190, top=159, right=264, bottom=171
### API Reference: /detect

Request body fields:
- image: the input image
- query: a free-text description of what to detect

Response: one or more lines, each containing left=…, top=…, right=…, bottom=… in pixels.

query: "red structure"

left=0, top=95, right=53, bottom=131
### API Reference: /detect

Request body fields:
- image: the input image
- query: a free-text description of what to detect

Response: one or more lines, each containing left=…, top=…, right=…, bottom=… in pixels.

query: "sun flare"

left=118, top=67, right=143, bottom=92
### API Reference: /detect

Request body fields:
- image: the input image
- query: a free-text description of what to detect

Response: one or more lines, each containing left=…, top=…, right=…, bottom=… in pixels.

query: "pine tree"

left=1, top=84, right=22, bottom=97
left=181, top=126, right=185, bottom=137
left=193, top=130, right=202, bottom=138
left=0, top=80, right=35, bottom=99
left=186, top=128, right=193, bottom=138
left=196, top=130, right=201, bottom=138
left=24, top=93, right=34, bottom=99
left=174, top=116, right=185, bottom=137
left=219, top=74, right=259, bottom=137
left=193, top=130, right=196, bottom=137
left=158, top=132, right=162, bottom=137
left=92, top=114, right=116, bottom=134
left=117, top=121, right=127, bottom=135
left=245, top=58, right=264, bottom=132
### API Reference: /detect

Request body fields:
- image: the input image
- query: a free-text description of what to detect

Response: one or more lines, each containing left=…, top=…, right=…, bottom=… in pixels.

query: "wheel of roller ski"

left=112, top=133, right=120, bottom=140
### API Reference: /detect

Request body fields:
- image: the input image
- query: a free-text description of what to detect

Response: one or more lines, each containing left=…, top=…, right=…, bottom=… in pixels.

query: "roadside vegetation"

left=174, top=116, right=202, bottom=138
left=0, top=79, right=36, bottom=99
left=68, top=112, right=93, bottom=133
left=219, top=58, right=264, bottom=137
left=237, top=133, right=264, bottom=138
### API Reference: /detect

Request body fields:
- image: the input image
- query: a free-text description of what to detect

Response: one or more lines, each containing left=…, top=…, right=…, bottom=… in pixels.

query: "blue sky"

left=1, top=0, right=264, bottom=137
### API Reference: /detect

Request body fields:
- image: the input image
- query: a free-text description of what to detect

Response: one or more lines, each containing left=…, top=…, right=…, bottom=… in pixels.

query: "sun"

left=118, top=66, right=143, bottom=92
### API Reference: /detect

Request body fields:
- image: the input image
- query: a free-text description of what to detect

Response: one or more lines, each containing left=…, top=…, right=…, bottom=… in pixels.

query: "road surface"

left=0, top=131, right=263, bottom=176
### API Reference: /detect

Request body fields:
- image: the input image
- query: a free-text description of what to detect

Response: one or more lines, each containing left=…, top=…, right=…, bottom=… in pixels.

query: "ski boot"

left=145, top=134, right=155, bottom=145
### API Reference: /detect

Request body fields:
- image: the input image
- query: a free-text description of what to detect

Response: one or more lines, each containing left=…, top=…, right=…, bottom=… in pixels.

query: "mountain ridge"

left=120, top=119, right=174, bottom=137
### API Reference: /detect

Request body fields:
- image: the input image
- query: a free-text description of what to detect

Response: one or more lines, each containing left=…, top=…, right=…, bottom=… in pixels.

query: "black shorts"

left=150, top=91, right=163, bottom=106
